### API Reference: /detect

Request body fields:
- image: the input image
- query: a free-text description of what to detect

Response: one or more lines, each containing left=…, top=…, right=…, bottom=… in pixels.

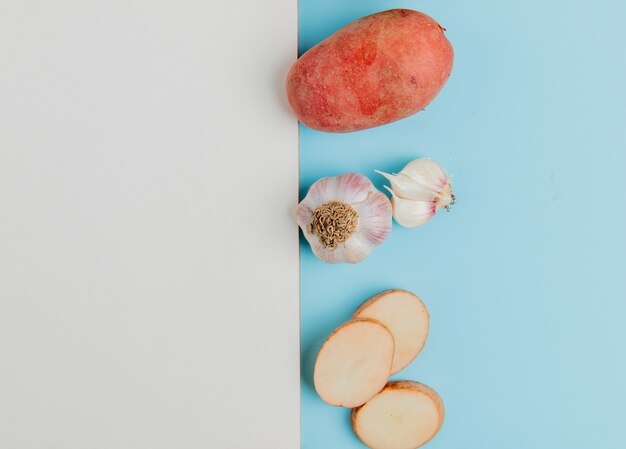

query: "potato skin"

left=286, top=9, right=454, bottom=133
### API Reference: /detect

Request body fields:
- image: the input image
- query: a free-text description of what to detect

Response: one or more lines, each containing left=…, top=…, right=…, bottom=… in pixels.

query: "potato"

left=314, top=318, right=394, bottom=408
left=351, top=381, right=445, bottom=449
left=286, top=9, right=454, bottom=133
left=354, top=289, right=430, bottom=375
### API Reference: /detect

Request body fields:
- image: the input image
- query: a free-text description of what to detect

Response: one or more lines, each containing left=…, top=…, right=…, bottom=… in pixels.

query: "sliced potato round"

left=351, top=381, right=445, bottom=449
left=314, top=318, right=394, bottom=408
left=354, top=289, right=429, bottom=374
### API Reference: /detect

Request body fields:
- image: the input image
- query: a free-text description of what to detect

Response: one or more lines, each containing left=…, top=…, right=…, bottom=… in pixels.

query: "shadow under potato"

left=274, top=54, right=296, bottom=118
left=301, top=334, right=327, bottom=393
left=300, top=285, right=397, bottom=393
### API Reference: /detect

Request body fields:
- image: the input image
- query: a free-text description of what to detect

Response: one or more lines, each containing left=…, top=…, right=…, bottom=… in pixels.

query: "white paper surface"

left=0, top=2, right=299, bottom=447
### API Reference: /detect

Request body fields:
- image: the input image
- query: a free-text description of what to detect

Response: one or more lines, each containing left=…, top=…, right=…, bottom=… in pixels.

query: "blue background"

left=299, top=1, right=626, bottom=448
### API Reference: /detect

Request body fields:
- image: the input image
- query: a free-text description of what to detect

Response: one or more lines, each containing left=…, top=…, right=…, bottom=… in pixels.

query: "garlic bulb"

left=377, top=158, right=455, bottom=228
left=296, top=173, right=392, bottom=264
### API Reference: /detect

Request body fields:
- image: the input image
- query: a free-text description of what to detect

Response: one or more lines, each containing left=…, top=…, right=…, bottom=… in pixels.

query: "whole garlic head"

left=296, top=173, right=392, bottom=264
left=377, top=158, right=455, bottom=228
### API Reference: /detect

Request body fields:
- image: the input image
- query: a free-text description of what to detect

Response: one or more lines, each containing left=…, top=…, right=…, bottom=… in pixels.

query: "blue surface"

left=299, top=1, right=626, bottom=448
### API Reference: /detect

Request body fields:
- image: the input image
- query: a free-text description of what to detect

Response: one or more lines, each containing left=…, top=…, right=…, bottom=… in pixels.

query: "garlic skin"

left=296, top=173, right=392, bottom=264
left=377, top=158, right=455, bottom=228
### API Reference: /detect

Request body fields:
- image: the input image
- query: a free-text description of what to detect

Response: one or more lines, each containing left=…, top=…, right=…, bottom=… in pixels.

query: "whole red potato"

left=286, top=9, right=454, bottom=133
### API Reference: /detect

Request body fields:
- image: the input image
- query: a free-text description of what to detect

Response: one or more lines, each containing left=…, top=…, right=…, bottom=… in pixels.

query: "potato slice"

left=314, top=318, right=394, bottom=408
left=351, top=381, right=445, bottom=449
left=354, top=289, right=429, bottom=374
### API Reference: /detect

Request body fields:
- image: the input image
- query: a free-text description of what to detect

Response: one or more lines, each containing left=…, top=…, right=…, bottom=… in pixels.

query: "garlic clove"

left=353, top=190, right=393, bottom=245
left=377, top=158, right=455, bottom=228
left=375, top=170, right=438, bottom=202
left=334, top=172, right=375, bottom=204
left=385, top=186, right=436, bottom=228
left=401, top=158, right=451, bottom=189
left=299, top=176, right=335, bottom=208
left=339, top=233, right=374, bottom=264
left=295, top=201, right=313, bottom=230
